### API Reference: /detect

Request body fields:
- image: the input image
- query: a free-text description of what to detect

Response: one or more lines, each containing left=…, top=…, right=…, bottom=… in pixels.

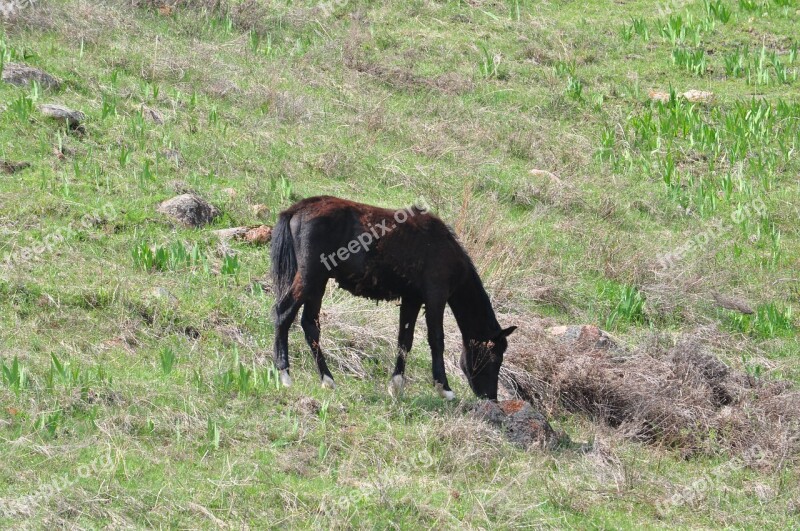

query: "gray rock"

left=470, top=399, right=568, bottom=450
left=157, top=193, right=220, bottom=227
left=213, top=227, right=249, bottom=241
left=1, top=160, right=30, bottom=175
left=251, top=204, right=270, bottom=220
left=470, top=400, right=506, bottom=425
left=711, top=292, right=754, bottom=315
left=213, top=225, right=272, bottom=245
left=143, top=106, right=164, bottom=125
left=1, top=63, right=61, bottom=91
left=40, top=104, right=85, bottom=128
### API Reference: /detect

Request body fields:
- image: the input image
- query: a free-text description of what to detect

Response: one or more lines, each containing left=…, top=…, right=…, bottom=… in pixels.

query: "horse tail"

left=270, top=211, right=297, bottom=301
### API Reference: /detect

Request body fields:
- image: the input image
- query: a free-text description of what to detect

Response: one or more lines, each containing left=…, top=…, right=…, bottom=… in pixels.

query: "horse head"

left=460, top=326, right=517, bottom=400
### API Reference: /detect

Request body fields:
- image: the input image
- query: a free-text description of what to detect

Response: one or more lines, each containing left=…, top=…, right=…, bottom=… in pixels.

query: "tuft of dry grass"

left=452, top=185, right=528, bottom=301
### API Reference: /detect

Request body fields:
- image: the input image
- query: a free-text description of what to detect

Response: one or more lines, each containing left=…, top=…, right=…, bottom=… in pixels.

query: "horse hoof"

left=435, top=383, right=456, bottom=401
left=321, top=375, right=336, bottom=390
left=279, top=370, right=292, bottom=387
left=388, top=375, right=405, bottom=398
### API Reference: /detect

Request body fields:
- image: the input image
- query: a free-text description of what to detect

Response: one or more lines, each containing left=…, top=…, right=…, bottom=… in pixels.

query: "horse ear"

left=497, top=326, right=517, bottom=339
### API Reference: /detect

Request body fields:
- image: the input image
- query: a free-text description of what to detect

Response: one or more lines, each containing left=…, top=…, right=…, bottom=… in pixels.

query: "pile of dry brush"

left=500, top=322, right=800, bottom=468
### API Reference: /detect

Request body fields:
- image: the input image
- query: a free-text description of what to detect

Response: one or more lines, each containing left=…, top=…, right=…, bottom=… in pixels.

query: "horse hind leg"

left=300, top=290, right=335, bottom=390
left=273, top=291, right=302, bottom=387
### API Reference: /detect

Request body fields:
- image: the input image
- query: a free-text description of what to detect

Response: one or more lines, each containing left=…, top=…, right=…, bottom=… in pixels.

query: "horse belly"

left=332, top=259, right=411, bottom=302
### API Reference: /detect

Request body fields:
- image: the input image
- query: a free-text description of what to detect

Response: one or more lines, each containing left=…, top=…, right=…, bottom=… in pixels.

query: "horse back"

left=286, top=196, right=468, bottom=301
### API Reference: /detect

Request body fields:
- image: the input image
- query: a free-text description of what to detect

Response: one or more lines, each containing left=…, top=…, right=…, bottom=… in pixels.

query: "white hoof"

left=279, top=370, right=292, bottom=387
left=435, top=383, right=456, bottom=401
left=388, top=375, right=405, bottom=398
left=321, top=375, right=336, bottom=390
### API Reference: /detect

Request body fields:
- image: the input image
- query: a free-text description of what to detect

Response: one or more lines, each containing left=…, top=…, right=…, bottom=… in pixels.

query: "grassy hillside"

left=1, top=0, right=799, bottom=527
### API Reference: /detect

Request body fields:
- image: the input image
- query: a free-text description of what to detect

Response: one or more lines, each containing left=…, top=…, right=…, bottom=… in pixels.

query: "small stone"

left=682, top=90, right=714, bottom=103
left=157, top=193, right=220, bottom=228
left=221, top=187, right=237, bottom=199
left=142, top=105, right=164, bottom=125
left=0, top=160, right=30, bottom=175
left=251, top=204, right=270, bottom=220
left=711, top=292, right=754, bottom=315
left=1, top=63, right=61, bottom=91
left=213, top=227, right=249, bottom=241
left=244, top=225, right=272, bottom=245
left=40, top=104, right=85, bottom=128
left=648, top=90, right=670, bottom=103
left=213, top=225, right=272, bottom=245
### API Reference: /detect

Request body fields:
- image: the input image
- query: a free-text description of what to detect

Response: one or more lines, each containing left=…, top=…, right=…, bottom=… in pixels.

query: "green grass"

left=1, top=0, right=800, bottom=527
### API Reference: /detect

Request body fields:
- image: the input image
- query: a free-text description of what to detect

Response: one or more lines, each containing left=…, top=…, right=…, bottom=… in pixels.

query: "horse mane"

left=444, top=223, right=503, bottom=340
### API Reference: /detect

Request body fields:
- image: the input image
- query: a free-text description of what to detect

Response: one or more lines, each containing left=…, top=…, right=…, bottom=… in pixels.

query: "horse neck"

left=448, top=267, right=501, bottom=342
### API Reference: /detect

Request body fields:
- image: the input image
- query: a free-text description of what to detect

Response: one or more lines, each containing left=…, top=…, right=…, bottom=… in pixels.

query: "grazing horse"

left=270, top=196, right=516, bottom=400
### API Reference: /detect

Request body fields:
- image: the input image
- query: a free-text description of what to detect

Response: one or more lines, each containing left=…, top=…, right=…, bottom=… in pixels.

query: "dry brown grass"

left=342, top=25, right=474, bottom=97
left=9, top=0, right=132, bottom=42
left=452, top=185, right=529, bottom=303
left=502, top=320, right=800, bottom=468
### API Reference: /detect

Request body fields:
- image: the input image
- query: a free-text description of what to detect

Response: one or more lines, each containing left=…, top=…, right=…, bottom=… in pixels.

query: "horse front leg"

left=388, top=296, right=422, bottom=398
left=424, top=300, right=454, bottom=401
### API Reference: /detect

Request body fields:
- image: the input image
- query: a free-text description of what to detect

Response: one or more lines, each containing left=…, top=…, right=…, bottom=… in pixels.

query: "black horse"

left=270, top=196, right=515, bottom=400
